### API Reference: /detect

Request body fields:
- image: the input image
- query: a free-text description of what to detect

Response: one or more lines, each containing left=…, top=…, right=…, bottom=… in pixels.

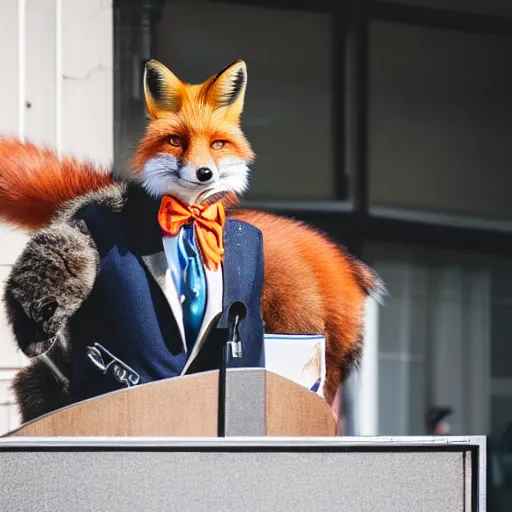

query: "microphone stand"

left=218, top=302, right=245, bottom=437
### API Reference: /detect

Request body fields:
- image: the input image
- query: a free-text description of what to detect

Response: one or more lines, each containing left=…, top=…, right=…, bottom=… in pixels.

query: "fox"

left=0, top=59, right=384, bottom=423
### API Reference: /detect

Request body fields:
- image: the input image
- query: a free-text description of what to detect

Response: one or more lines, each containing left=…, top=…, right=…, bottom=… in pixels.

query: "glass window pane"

left=153, top=1, right=335, bottom=201
left=368, top=21, right=512, bottom=220
left=364, top=242, right=501, bottom=436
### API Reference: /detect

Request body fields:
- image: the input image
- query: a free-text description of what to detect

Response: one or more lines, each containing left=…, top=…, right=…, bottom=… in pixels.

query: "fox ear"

left=143, top=60, right=184, bottom=119
left=203, top=60, right=247, bottom=120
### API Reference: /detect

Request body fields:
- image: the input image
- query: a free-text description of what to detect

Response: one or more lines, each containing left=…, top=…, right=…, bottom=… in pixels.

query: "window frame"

left=232, top=0, right=512, bottom=259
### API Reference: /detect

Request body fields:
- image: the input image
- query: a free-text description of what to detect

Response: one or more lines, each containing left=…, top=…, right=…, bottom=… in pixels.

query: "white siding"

left=0, top=0, right=113, bottom=434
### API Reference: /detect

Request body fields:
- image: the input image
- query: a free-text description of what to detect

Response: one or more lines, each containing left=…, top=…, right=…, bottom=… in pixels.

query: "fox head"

left=131, top=59, right=254, bottom=205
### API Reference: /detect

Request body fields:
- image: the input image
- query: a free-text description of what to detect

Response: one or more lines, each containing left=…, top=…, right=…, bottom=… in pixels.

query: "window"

left=368, top=21, right=512, bottom=221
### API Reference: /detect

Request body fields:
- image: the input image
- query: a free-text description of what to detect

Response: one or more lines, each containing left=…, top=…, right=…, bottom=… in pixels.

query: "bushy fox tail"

left=0, top=137, right=114, bottom=230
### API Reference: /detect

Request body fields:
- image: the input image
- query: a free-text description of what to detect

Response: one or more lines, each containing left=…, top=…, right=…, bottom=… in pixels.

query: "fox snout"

left=179, top=163, right=219, bottom=185
left=141, top=154, right=226, bottom=204
left=196, top=167, right=213, bottom=182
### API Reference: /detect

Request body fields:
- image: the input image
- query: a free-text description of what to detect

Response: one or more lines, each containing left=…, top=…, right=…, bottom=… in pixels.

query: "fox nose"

left=196, top=167, right=213, bottom=183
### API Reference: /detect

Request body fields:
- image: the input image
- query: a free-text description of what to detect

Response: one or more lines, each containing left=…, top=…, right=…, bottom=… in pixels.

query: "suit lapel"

left=140, top=236, right=225, bottom=370
left=130, top=183, right=228, bottom=371
left=140, top=240, right=225, bottom=374
left=123, top=185, right=189, bottom=348
left=140, top=252, right=187, bottom=352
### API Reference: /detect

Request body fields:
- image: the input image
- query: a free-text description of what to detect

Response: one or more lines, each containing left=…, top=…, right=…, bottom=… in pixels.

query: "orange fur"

left=0, top=137, right=379, bottom=404
left=0, top=59, right=383, bottom=406
left=0, top=137, right=114, bottom=230
left=231, top=210, right=375, bottom=403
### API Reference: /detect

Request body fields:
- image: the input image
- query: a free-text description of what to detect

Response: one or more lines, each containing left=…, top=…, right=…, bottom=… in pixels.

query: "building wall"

left=0, top=0, right=113, bottom=434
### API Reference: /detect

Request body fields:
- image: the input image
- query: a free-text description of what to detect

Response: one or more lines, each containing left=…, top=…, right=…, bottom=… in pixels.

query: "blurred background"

left=0, top=0, right=512, bottom=507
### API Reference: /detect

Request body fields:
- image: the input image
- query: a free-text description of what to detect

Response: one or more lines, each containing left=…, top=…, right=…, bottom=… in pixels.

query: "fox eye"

left=168, top=135, right=183, bottom=147
left=211, top=140, right=227, bottom=150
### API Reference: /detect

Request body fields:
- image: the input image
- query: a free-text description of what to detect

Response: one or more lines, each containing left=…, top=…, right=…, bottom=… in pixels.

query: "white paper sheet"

left=264, top=334, right=326, bottom=397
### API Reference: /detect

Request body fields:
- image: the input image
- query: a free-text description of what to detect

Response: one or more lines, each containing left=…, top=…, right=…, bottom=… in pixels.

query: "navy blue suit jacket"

left=68, top=184, right=265, bottom=403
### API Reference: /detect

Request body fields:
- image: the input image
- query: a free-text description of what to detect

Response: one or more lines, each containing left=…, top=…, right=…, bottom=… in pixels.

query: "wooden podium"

left=4, top=368, right=336, bottom=437
left=0, top=370, right=486, bottom=511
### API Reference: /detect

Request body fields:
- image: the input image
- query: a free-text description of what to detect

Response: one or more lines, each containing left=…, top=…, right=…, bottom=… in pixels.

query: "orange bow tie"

left=157, top=196, right=226, bottom=271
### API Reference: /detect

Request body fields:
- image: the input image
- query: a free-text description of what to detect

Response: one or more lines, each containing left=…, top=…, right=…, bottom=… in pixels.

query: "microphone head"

left=228, top=300, right=247, bottom=321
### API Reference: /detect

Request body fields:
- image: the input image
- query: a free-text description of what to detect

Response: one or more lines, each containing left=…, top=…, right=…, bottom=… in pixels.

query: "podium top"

left=5, top=368, right=336, bottom=438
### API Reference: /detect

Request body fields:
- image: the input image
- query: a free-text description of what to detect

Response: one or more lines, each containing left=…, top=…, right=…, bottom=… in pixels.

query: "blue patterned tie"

left=177, top=224, right=207, bottom=353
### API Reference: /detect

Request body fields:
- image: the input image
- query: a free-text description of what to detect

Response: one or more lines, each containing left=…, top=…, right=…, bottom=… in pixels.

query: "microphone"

left=227, top=301, right=247, bottom=359
left=218, top=301, right=248, bottom=437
